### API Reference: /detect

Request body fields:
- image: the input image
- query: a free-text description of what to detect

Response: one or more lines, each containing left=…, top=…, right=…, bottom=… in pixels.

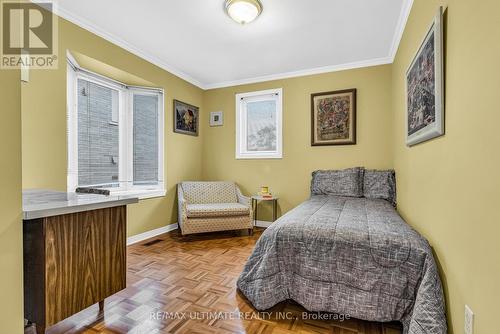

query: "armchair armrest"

left=236, top=186, right=252, bottom=209
left=236, top=186, right=253, bottom=219
left=177, top=184, right=188, bottom=230
left=236, top=186, right=250, bottom=206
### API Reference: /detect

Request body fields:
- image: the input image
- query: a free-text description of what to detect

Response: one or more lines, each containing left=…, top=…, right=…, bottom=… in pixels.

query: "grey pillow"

left=311, top=167, right=364, bottom=197
left=363, top=169, right=396, bottom=206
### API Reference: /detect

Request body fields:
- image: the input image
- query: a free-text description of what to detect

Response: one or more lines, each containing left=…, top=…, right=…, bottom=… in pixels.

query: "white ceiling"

left=51, top=0, right=413, bottom=89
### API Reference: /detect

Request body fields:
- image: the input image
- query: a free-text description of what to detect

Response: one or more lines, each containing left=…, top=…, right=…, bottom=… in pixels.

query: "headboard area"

left=311, top=167, right=396, bottom=206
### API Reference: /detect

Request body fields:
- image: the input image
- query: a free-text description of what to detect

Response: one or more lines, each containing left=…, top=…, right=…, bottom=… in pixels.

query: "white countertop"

left=23, top=189, right=139, bottom=220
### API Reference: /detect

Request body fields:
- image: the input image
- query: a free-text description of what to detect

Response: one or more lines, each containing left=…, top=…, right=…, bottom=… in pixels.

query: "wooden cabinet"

left=23, top=206, right=127, bottom=334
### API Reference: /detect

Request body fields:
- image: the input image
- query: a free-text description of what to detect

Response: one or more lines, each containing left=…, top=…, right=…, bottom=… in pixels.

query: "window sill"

left=111, top=189, right=166, bottom=200
left=236, top=154, right=283, bottom=160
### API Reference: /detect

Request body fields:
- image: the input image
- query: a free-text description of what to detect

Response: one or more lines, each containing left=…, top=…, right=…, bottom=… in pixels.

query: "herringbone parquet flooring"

left=28, top=228, right=402, bottom=334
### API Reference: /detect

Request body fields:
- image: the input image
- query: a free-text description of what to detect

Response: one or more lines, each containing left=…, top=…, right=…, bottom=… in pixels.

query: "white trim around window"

left=66, top=57, right=165, bottom=199
left=235, top=88, right=283, bottom=159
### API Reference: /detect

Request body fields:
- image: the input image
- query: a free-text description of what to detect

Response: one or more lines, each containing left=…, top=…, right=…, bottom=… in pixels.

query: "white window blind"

left=133, top=93, right=159, bottom=186
left=77, top=79, right=120, bottom=188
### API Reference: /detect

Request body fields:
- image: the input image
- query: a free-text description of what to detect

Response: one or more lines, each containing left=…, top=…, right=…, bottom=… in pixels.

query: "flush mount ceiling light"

left=225, top=0, right=263, bottom=24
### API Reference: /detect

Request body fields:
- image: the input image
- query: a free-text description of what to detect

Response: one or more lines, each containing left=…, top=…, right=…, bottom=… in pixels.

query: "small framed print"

left=174, top=99, right=199, bottom=136
left=210, top=111, right=223, bottom=127
left=311, top=89, right=356, bottom=146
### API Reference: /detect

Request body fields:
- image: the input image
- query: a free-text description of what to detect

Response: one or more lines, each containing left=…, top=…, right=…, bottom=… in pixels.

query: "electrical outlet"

left=464, top=305, right=474, bottom=334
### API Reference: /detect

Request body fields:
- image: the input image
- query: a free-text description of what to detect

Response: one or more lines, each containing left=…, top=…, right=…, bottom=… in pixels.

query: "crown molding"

left=389, top=0, right=414, bottom=61
left=204, top=56, right=393, bottom=90
left=32, top=0, right=207, bottom=89
left=33, top=0, right=413, bottom=91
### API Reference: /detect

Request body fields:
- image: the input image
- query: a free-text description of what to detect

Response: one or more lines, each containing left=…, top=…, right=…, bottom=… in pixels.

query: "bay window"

left=67, top=58, right=165, bottom=198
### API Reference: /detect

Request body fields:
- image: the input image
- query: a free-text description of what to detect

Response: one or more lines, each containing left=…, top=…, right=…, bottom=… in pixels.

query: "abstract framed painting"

left=174, top=99, right=199, bottom=136
left=406, top=6, right=444, bottom=146
left=311, top=88, right=356, bottom=146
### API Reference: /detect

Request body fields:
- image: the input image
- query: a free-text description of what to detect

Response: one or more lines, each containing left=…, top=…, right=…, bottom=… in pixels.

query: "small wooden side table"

left=251, top=195, right=279, bottom=226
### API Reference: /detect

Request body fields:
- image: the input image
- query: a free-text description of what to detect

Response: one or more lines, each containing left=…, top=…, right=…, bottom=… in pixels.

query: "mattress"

left=237, top=195, right=446, bottom=334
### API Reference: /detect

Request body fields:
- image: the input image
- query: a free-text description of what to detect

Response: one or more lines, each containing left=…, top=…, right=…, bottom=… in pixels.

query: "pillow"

left=363, top=169, right=396, bottom=206
left=311, top=167, right=364, bottom=197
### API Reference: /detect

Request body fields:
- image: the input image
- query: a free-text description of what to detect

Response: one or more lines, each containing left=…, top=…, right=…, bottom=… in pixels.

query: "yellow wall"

left=0, top=65, right=23, bottom=331
left=391, top=0, right=500, bottom=333
left=202, top=65, right=393, bottom=219
left=21, top=15, right=205, bottom=236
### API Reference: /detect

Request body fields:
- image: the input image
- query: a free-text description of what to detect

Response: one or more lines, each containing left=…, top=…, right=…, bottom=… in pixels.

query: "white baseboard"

left=127, top=221, right=272, bottom=245
left=127, top=223, right=178, bottom=245
left=255, top=220, right=273, bottom=228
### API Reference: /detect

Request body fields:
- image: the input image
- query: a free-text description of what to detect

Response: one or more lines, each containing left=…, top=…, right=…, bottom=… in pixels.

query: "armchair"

left=177, top=181, right=253, bottom=235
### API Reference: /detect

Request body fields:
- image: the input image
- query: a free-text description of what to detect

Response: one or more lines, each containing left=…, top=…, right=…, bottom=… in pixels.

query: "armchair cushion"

left=186, top=203, right=250, bottom=218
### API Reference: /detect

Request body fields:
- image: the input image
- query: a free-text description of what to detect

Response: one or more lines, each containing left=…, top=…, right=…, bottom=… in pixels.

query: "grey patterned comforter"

left=237, top=196, right=446, bottom=334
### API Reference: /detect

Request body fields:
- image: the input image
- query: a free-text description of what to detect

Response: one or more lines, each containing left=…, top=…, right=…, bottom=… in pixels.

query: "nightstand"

left=251, top=195, right=279, bottom=226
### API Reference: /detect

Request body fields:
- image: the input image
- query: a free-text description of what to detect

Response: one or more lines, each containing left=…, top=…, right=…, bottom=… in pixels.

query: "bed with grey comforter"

left=237, top=168, right=446, bottom=334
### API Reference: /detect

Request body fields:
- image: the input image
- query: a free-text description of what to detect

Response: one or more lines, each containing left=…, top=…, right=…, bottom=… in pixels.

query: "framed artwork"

left=210, top=111, right=223, bottom=127
left=174, top=99, right=199, bottom=136
left=406, top=6, right=444, bottom=146
left=311, top=89, right=356, bottom=146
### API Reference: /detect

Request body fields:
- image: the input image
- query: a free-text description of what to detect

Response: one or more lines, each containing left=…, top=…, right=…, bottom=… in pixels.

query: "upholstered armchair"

left=177, top=181, right=253, bottom=235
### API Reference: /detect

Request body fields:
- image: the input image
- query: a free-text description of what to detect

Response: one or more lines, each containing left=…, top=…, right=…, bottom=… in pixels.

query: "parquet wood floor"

left=26, top=228, right=402, bottom=334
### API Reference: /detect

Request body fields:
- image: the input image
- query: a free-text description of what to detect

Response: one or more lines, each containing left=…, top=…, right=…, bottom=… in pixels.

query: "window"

left=67, top=59, right=165, bottom=198
left=235, top=88, right=282, bottom=159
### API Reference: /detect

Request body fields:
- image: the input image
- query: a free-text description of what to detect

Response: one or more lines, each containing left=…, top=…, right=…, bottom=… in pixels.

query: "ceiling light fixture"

left=225, top=0, right=263, bottom=24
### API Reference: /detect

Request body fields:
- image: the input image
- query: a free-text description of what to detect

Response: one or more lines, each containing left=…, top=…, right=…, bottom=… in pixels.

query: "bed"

left=237, top=168, right=447, bottom=334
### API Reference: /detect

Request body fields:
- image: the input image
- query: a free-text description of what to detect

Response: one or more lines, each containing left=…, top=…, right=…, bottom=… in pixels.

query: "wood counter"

left=23, top=190, right=138, bottom=334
